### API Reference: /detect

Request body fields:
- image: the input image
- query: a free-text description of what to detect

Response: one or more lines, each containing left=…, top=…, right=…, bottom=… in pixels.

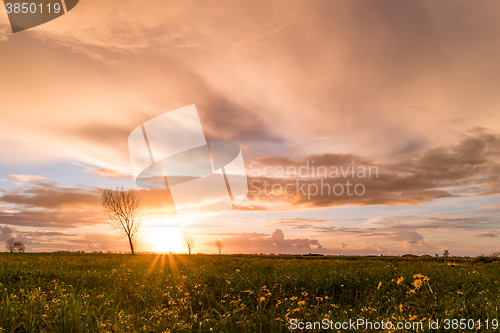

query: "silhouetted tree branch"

left=102, top=188, right=141, bottom=254
left=215, top=239, right=223, bottom=255
left=5, top=239, right=25, bottom=253
left=13, top=241, right=25, bottom=252
left=5, top=238, right=14, bottom=253
left=182, top=230, right=196, bottom=255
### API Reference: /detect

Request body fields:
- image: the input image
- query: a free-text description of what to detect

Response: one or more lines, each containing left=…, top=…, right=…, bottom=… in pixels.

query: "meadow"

left=0, top=253, right=498, bottom=332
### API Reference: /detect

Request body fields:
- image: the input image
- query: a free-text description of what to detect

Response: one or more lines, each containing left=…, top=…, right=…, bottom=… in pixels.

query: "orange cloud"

left=9, top=174, right=47, bottom=182
left=204, top=229, right=327, bottom=255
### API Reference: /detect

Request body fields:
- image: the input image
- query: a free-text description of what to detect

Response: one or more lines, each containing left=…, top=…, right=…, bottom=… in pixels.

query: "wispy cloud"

left=9, top=175, right=47, bottom=182
left=469, top=232, right=497, bottom=238
left=73, top=162, right=133, bottom=180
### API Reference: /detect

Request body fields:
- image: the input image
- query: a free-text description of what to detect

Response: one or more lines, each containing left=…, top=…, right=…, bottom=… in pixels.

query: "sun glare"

left=148, top=227, right=182, bottom=253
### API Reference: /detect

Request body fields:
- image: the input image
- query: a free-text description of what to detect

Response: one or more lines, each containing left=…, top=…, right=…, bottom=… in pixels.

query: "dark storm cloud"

left=0, top=181, right=102, bottom=209
left=241, top=129, right=500, bottom=210
left=0, top=181, right=104, bottom=228
left=311, top=214, right=500, bottom=235
left=0, top=181, right=177, bottom=228
left=0, top=210, right=105, bottom=228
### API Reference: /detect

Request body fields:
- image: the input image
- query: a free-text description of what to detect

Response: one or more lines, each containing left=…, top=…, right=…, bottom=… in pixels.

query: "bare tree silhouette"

left=102, top=188, right=141, bottom=254
left=215, top=239, right=223, bottom=255
left=13, top=241, right=25, bottom=252
left=443, top=249, right=450, bottom=257
left=182, top=230, right=196, bottom=255
left=5, top=239, right=25, bottom=253
left=5, top=238, right=14, bottom=252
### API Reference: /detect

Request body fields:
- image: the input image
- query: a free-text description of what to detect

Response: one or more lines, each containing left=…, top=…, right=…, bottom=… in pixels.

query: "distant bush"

left=474, top=255, right=498, bottom=264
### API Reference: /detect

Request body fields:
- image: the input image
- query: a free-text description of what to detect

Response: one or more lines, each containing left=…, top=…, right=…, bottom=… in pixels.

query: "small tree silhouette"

left=182, top=230, right=196, bottom=255
left=13, top=241, right=25, bottom=252
left=215, top=239, right=223, bottom=255
left=5, top=238, right=14, bottom=252
left=102, top=188, right=141, bottom=254
left=443, top=249, right=450, bottom=257
left=5, top=239, right=25, bottom=252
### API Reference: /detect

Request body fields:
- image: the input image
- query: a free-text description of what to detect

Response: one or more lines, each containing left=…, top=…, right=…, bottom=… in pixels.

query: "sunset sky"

left=1, top=0, right=500, bottom=256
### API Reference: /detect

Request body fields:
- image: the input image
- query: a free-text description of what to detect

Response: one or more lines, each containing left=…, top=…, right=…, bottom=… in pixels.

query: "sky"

left=1, top=0, right=500, bottom=256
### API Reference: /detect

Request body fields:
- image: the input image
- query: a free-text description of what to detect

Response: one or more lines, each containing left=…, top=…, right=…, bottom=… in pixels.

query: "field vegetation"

left=0, top=254, right=498, bottom=332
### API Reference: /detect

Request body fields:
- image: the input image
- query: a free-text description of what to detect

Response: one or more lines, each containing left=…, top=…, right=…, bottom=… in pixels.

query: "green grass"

left=0, top=254, right=498, bottom=332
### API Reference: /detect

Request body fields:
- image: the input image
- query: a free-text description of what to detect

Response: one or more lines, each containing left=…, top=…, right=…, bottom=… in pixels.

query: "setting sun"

left=148, top=227, right=182, bottom=253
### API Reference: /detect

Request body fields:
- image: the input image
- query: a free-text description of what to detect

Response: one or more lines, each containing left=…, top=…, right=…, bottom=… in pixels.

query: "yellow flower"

left=298, top=300, right=305, bottom=306
left=97, top=294, right=104, bottom=299
left=301, top=292, right=308, bottom=296
left=259, top=297, right=266, bottom=302
left=413, top=274, right=425, bottom=279
left=396, top=277, right=404, bottom=285
left=29, top=296, right=36, bottom=300
left=290, top=296, right=298, bottom=301
left=409, top=315, right=418, bottom=321
left=44, top=305, right=49, bottom=310
left=413, top=279, right=423, bottom=289
left=121, top=264, right=125, bottom=267
left=377, top=282, right=382, bottom=290
left=292, top=308, right=301, bottom=313
left=399, top=304, right=403, bottom=312
left=128, top=269, right=132, bottom=272
left=457, top=291, right=464, bottom=295
left=316, top=297, right=323, bottom=302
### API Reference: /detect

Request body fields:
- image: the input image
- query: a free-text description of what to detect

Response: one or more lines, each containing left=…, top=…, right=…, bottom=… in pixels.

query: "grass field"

left=0, top=254, right=498, bottom=332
